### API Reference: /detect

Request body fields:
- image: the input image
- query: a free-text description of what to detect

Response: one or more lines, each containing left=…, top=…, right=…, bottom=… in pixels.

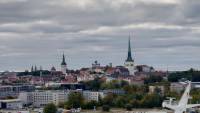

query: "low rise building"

left=83, top=91, right=104, bottom=102
left=19, top=90, right=69, bottom=107
left=18, top=91, right=33, bottom=106
left=170, top=82, right=186, bottom=93
left=19, top=90, right=105, bottom=107
left=100, top=89, right=125, bottom=95
left=0, top=99, right=22, bottom=109
left=0, top=85, right=35, bottom=99
left=149, top=85, right=165, bottom=95
left=136, top=65, right=155, bottom=73
left=126, top=76, right=145, bottom=86
left=77, top=74, right=95, bottom=82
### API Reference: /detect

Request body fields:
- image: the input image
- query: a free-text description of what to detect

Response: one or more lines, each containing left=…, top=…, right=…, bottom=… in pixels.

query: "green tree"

left=83, top=100, right=98, bottom=109
left=101, top=80, right=129, bottom=90
left=113, top=96, right=126, bottom=108
left=165, top=91, right=180, bottom=100
left=43, top=103, right=57, bottom=113
left=80, top=77, right=103, bottom=90
left=144, top=75, right=163, bottom=84
left=140, top=94, right=163, bottom=108
left=123, top=85, right=139, bottom=94
left=65, top=92, right=84, bottom=108
left=102, top=93, right=115, bottom=106
left=167, top=69, right=200, bottom=82
left=130, top=99, right=140, bottom=108
left=190, top=88, right=200, bottom=104
left=57, top=102, right=64, bottom=108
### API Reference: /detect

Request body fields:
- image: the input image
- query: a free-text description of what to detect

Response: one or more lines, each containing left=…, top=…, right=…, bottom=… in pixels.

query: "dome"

left=51, top=66, right=56, bottom=71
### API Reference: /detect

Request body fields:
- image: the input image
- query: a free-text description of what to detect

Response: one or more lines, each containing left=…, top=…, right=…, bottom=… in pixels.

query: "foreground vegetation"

left=43, top=68, right=200, bottom=113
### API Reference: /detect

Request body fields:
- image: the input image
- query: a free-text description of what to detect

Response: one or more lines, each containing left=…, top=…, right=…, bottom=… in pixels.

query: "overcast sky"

left=0, top=0, right=200, bottom=71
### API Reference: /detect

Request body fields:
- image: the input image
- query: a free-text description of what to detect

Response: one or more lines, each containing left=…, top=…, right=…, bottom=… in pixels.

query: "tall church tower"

left=61, top=53, right=67, bottom=75
left=124, top=36, right=135, bottom=75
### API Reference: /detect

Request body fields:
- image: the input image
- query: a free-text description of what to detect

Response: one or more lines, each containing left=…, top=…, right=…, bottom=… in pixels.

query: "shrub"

left=43, top=103, right=57, bottom=113
left=102, top=105, right=110, bottom=112
left=125, top=104, right=132, bottom=111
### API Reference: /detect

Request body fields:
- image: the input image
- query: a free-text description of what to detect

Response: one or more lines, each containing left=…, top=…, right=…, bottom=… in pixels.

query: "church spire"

left=61, top=53, right=67, bottom=65
left=126, top=36, right=133, bottom=62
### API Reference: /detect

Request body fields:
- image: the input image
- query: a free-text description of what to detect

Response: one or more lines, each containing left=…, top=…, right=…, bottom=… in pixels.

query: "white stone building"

left=83, top=91, right=104, bottom=102
left=19, top=90, right=105, bottom=107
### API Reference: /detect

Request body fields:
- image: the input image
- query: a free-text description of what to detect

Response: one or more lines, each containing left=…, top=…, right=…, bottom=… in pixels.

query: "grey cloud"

left=0, top=0, right=200, bottom=71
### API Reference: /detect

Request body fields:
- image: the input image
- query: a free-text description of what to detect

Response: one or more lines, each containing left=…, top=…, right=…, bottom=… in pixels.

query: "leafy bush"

left=102, top=105, right=110, bottom=112
left=125, top=104, right=132, bottom=111
left=43, top=103, right=57, bottom=113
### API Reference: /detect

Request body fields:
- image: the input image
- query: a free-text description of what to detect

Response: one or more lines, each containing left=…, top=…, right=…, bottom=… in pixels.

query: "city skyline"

left=0, top=0, right=200, bottom=71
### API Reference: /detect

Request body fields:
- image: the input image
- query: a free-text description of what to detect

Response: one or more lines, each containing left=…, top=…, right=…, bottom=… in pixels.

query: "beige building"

left=170, top=82, right=186, bottom=93
left=149, top=85, right=165, bottom=95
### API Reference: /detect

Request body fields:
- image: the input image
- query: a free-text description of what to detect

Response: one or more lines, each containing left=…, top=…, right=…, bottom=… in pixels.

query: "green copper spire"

left=126, top=36, right=133, bottom=62
left=61, top=53, right=67, bottom=65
